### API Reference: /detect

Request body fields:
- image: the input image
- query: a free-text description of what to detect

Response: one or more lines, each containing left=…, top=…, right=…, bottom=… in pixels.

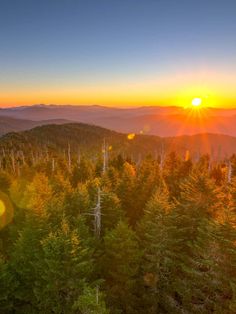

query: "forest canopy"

left=0, top=124, right=236, bottom=313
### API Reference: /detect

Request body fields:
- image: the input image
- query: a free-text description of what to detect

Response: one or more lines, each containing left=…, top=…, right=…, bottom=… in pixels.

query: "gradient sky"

left=1, top=0, right=236, bottom=107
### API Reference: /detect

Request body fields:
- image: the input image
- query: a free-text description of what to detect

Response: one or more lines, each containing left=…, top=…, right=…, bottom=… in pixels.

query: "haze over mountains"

left=1, top=104, right=236, bottom=137
left=0, top=115, right=71, bottom=136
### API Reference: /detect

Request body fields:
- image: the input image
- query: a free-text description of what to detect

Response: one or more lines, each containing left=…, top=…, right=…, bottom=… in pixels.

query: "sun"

left=192, top=97, right=202, bottom=107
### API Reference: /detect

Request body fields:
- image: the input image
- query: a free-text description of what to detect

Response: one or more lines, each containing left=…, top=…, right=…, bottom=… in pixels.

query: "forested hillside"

left=1, top=123, right=236, bottom=172
left=0, top=124, right=236, bottom=313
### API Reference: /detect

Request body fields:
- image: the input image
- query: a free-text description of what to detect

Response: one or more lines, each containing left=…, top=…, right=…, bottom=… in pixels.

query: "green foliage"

left=0, top=143, right=236, bottom=313
left=73, top=286, right=109, bottom=314
left=163, top=151, right=183, bottom=199
left=138, top=187, right=174, bottom=312
left=99, top=191, right=124, bottom=233
left=101, top=221, right=140, bottom=313
left=213, top=222, right=236, bottom=312
left=161, top=173, right=223, bottom=313
left=32, top=219, right=93, bottom=313
left=132, top=157, right=161, bottom=222
left=0, top=256, right=18, bottom=312
left=0, top=171, right=11, bottom=193
left=117, top=162, right=136, bottom=222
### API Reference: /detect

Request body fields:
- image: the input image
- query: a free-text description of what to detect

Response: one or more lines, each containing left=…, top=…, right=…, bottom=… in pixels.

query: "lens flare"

left=127, top=133, right=135, bottom=140
left=0, top=192, right=14, bottom=230
left=0, top=200, right=5, bottom=216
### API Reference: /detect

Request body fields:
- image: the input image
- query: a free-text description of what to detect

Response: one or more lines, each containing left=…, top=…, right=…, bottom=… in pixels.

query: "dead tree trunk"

left=94, top=187, right=102, bottom=237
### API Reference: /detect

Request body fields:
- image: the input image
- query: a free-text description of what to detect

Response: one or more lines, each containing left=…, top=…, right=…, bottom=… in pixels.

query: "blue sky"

left=1, top=0, right=236, bottom=106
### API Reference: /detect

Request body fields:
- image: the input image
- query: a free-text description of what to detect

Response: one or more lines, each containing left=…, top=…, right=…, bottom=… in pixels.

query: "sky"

left=1, top=0, right=236, bottom=108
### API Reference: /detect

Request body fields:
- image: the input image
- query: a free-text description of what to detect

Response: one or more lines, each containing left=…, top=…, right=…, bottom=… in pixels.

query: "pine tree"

left=74, top=286, right=109, bottom=314
left=23, top=172, right=53, bottom=216
left=9, top=212, right=50, bottom=312
left=0, top=171, right=11, bottom=193
left=163, top=151, right=182, bottom=199
left=101, top=221, right=140, bottom=313
left=162, top=173, right=222, bottom=313
left=0, top=255, right=18, bottom=313
left=101, top=166, right=120, bottom=191
left=132, top=157, right=161, bottom=223
left=98, top=190, right=124, bottom=234
left=117, top=162, right=136, bottom=223
left=32, top=218, right=94, bottom=313
left=213, top=222, right=236, bottom=312
left=75, top=157, right=94, bottom=183
left=138, top=186, right=174, bottom=313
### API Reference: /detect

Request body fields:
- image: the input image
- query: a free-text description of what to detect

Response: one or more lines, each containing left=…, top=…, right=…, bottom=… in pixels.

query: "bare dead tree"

left=11, top=150, right=15, bottom=173
left=45, top=146, right=49, bottom=161
left=96, top=285, right=99, bottom=305
left=77, top=148, right=81, bottom=165
left=159, top=140, right=165, bottom=170
left=84, top=187, right=103, bottom=238
left=17, top=160, right=21, bottom=176
left=52, top=158, right=55, bottom=172
left=68, top=143, right=71, bottom=172
left=137, top=153, right=142, bottom=166
left=228, top=161, right=232, bottom=183
left=21, top=151, right=25, bottom=165
left=93, top=187, right=102, bottom=237
left=31, top=151, right=35, bottom=166
left=208, top=157, right=211, bottom=173
left=102, top=139, right=108, bottom=174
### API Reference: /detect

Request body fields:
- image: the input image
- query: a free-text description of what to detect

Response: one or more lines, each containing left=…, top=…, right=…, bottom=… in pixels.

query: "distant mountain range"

left=1, top=123, right=236, bottom=160
left=0, top=115, right=72, bottom=136
left=1, top=104, right=236, bottom=137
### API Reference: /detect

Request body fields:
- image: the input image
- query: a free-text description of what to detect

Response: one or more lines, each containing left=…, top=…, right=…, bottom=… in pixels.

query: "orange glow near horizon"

left=1, top=92, right=235, bottom=108
left=0, top=90, right=235, bottom=108
left=1, top=68, right=236, bottom=108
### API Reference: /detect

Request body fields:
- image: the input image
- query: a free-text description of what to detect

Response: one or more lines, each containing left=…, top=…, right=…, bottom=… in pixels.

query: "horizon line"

left=1, top=103, right=236, bottom=111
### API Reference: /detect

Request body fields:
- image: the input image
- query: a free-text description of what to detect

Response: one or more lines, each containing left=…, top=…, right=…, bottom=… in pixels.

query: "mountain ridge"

left=1, top=122, right=236, bottom=160
left=0, top=104, right=236, bottom=137
left=0, top=116, right=73, bottom=136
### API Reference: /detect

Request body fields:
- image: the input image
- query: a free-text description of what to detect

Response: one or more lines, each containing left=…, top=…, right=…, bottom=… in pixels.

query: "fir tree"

left=101, top=221, right=140, bottom=313
left=138, top=186, right=174, bottom=313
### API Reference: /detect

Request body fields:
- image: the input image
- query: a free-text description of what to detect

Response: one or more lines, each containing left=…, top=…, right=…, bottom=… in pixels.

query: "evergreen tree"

left=163, top=151, right=182, bottom=199
left=162, top=173, right=223, bottom=313
left=0, top=255, right=18, bottom=313
left=23, top=172, right=53, bottom=216
left=98, top=191, right=124, bottom=234
left=132, top=157, right=161, bottom=223
left=1, top=146, right=236, bottom=313
left=101, top=166, right=120, bottom=191
left=76, top=157, right=94, bottom=183
left=9, top=212, right=50, bottom=312
left=117, top=162, right=136, bottom=223
left=0, top=171, right=11, bottom=193
left=138, top=186, right=174, bottom=313
left=101, top=221, right=140, bottom=313
left=213, top=222, right=236, bottom=312
left=33, top=218, right=94, bottom=313
left=74, top=286, right=109, bottom=314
